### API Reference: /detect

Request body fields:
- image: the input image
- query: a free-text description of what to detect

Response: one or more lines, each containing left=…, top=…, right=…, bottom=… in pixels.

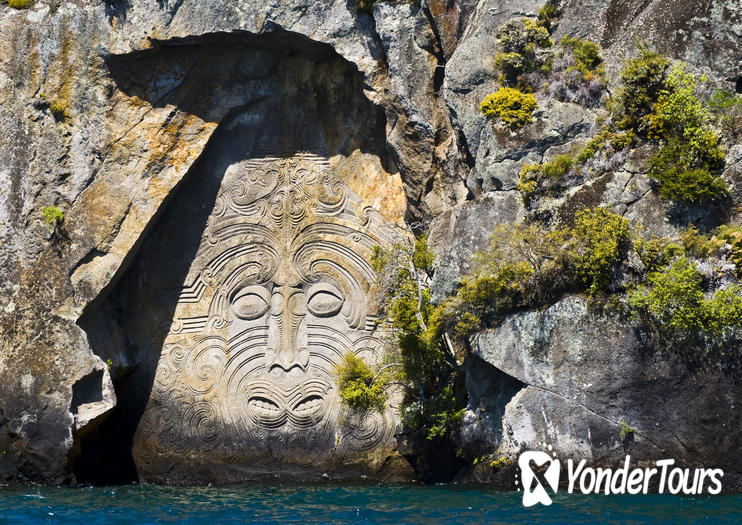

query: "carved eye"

left=231, top=286, right=270, bottom=320
left=307, top=284, right=344, bottom=317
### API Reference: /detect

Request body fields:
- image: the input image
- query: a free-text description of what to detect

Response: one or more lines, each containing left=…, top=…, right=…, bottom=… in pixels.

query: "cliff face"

left=0, top=0, right=740, bottom=485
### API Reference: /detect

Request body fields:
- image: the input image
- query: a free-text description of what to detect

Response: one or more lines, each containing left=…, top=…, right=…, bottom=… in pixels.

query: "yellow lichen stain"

left=128, top=95, right=150, bottom=111
left=329, top=150, right=406, bottom=224
left=146, top=117, right=218, bottom=202
left=51, top=20, right=76, bottom=121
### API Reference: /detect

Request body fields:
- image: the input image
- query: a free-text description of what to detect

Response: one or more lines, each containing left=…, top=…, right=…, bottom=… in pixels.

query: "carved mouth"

left=247, top=397, right=287, bottom=429
left=245, top=381, right=330, bottom=430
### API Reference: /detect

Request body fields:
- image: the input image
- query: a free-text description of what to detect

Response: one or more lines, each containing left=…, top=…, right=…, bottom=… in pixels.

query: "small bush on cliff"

left=335, top=352, right=388, bottom=412
left=709, top=89, right=742, bottom=143
left=480, top=87, right=537, bottom=129
left=41, top=205, right=64, bottom=231
left=713, top=226, right=742, bottom=277
left=518, top=154, right=574, bottom=204
left=446, top=208, right=632, bottom=337
left=634, top=236, right=683, bottom=274
left=571, top=207, right=632, bottom=295
left=612, top=48, right=727, bottom=205
left=49, top=99, right=69, bottom=122
left=493, top=17, right=552, bottom=86
left=536, top=0, right=561, bottom=33
left=444, top=221, right=571, bottom=336
left=645, top=65, right=727, bottom=204
left=680, top=224, right=742, bottom=277
left=517, top=130, right=634, bottom=205
left=576, top=129, right=635, bottom=163
left=559, top=37, right=605, bottom=80
left=6, top=0, right=33, bottom=9
left=545, top=36, right=607, bottom=107
left=615, top=44, right=670, bottom=132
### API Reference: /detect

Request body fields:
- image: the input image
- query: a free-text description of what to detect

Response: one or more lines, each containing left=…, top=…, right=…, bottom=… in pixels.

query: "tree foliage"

left=629, top=258, right=742, bottom=341
left=371, top=229, right=465, bottom=441
left=335, top=352, right=389, bottom=412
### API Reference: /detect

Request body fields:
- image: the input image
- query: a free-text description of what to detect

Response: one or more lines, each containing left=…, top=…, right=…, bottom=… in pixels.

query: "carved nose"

left=265, top=285, right=308, bottom=371
left=266, top=347, right=309, bottom=372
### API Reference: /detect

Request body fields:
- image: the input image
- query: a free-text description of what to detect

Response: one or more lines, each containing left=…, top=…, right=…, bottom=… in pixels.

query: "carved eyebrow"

left=306, top=281, right=344, bottom=298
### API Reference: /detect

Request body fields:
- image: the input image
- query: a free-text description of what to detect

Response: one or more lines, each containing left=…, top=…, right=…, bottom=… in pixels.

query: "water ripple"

left=0, top=483, right=739, bottom=524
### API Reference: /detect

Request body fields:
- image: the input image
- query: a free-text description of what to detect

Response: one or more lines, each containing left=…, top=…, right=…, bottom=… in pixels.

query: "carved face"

left=136, top=155, right=396, bottom=471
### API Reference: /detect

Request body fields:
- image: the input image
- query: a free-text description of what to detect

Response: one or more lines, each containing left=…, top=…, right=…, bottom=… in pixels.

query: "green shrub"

left=494, top=17, right=552, bottom=86
left=628, top=257, right=706, bottom=336
left=540, top=153, right=574, bottom=178
left=480, top=87, right=537, bottom=129
left=576, top=129, right=635, bottom=163
left=616, top=44, right=669, bottom=131
left=449, top=261, right=534, bottom=336
left=634, top=236, right=683, bottom=273
left=518, top=154, right=574, bottom=204
left=616, top=61, right=728, bottom=204
left=709, top=89, right=742, bottom=112
left=712, top=226, right=742, bottom=276
left=654, top=165, right=727, bottom=204
left=648, top=139, right=727, bottom=204
left=648, top=65, right=712, bottom=142
left=704, top=286, right=742, bottom=335
left=7, top=0, right=33, bottom=8
left=537, top=1, right=560, bottom=32
left=445, top=222, right=572, bottom=336
left=423, top=385, right=465, bottom=441
left=678, top=225, right=742, bottom=277
left=709, top=89, right=742, bottom=142
left=630, top=257, right=742, bottom=343
left=648, top=65, right=725, bottom=167
left=680, top=226, right=716, bottom=258
left=571, top=208, right=631, bottom=295
left=518, top=128, right=635, bottom=204
left=335, top=352, right=388, bottom=412
left=560, top=36, right=605, bottom=80
left=371, top=233, right=466, bottom=441
left=41, top=205, right=64, bottom=231
left=620, top=421, right=635, bottom=440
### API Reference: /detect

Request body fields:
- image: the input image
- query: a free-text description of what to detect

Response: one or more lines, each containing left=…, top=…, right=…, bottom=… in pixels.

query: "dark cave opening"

left=72, top=371, right=139, bottom=485
left=736, top=75, right=742, bottom=94
left=70, top=369, right=104, bottom=414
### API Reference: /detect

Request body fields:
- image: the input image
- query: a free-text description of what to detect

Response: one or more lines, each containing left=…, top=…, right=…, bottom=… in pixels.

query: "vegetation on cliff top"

left=443, top=208, right=631, bottom=337
left=481, top=2, right=607, bottom=129
left=516, top=41, right=729, bottom=208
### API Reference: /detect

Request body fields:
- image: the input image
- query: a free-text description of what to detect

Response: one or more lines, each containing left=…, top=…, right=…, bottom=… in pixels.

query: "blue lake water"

left=0, top=483, right=739, bottom=524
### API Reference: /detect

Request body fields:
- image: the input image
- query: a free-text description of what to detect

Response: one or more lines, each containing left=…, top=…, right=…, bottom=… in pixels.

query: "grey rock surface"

left=471, top=296, right=742, bottom=490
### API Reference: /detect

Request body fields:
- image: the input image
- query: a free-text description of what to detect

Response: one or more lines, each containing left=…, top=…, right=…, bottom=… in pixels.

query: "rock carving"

left=134, top=154, right=399, bottom=476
